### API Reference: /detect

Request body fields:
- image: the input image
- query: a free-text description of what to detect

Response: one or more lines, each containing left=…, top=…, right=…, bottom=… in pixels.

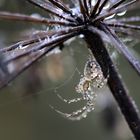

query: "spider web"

left=0, top=41, right=88, bottom=109
left=0, top=35, right=139, bottom=119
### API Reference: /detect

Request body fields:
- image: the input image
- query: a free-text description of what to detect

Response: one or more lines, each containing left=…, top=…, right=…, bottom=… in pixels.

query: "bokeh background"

left=0, top=0, right=140, bottom=140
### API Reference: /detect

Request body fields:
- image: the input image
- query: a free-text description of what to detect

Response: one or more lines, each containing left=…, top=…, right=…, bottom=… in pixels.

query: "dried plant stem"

left=28, top=0, right=75, bottom=22
left=0, top=12, right=75, bottom=26
left=96, top=0, right=109, bottom=16
left=93, top=0, right=137, bottom=22
left=106, top=23, right=140, bottom=30
left=84, top=30, right=140, bottom=140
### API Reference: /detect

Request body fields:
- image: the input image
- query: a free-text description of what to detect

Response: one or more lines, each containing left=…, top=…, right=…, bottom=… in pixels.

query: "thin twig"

left=83, top=0, right=89, bottom=16
left=0, top=26, right=82, bottom=53
left=117, top=16, right=140, bottom=23
left=106, top=22, right=140, bottom=30
left=0, top=11, right=76, bottom=26
left=101, top=24, right=140, bottom=76
left=4, top=28, right=81, bottom=63
left=78, top=0, right=87, bottom=21
left=95, top=0, right=109, bottom=16
left=109, top=0, right=127, bottom=11
left=0, top=43, right=59, bottom=89
left=93, top=0, right=137, bottom=22
left=28, top=0, right=75, bottom=22
left=90, top=0, right=101, bottom=18
left=48, top=0, right=75, bottom=19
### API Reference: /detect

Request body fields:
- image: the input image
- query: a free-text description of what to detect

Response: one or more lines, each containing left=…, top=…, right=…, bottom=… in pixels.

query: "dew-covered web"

left=0, top=34, right=138, bottom=121
left=0, top=37, right=107, bottom=121
left=50, top=55, right=107, bottom=121
left=0, top=63, right=78, bottom=108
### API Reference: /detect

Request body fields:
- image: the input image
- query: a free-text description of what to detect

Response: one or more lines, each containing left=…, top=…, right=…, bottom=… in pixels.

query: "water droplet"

left=79, top=34, right=84, bottom=38
left=31, top=13, right=41, bottom=18
left=82, top=113, right=87, bottom=118
left=7, top=63, right=15, bottom=74
left=103, top=3, right=110, bottom=10
left=105, top=14, right=115, bottom=20
left=117, top=10, right=126, bottom=16
left=91, top=0, right=96, bottom=6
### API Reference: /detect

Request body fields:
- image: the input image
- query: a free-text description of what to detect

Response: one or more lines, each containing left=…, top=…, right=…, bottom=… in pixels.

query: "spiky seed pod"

left=0, top=0, right=140, bottom=139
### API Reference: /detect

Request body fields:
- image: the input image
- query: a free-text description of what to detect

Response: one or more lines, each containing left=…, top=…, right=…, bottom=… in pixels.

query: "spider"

left=52, top=56, right=107, bottom=120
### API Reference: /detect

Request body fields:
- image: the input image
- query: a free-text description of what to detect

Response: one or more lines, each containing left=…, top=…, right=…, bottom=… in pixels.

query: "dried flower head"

left=0, top=0, right=140, bottom=120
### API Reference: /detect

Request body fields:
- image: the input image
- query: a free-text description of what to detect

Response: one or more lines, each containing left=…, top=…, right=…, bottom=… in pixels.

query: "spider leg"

left=51, top=92, right=96, bottom=121
left=50, top=101, right=95, bottom=121
left=67, top=102, right=95, bottom=121
left=57, top=94, right=84, bottom=104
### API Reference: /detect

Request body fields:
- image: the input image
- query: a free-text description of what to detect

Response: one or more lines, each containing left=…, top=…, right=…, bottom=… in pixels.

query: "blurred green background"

left=0, top=0, right=140, bottom=140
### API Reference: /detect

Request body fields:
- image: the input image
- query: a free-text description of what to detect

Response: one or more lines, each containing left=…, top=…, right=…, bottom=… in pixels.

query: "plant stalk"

left=84, top=29, right=140, bottom=139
